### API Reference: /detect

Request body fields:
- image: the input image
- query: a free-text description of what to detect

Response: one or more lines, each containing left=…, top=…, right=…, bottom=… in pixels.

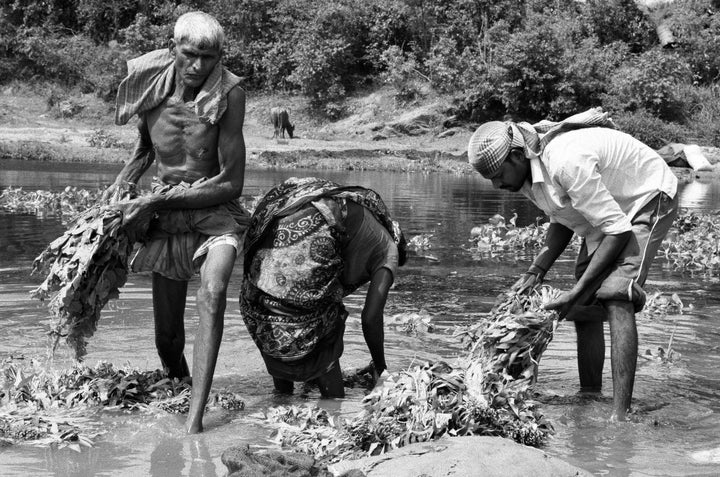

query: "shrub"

left=257, top=40, right=297, bottom=91
left=76, top=0, right=144, bottom=43
left=118, top=13, right=171, bottom=54
left=581, top=0, right=657, bottom=52
left=287, top=35, right=350, bottom=104
left=423, top=37, right=462, bottom=93
left=14, top=27, right=130, bottom=100
left=2, top=0, right=79, bottom=31
left=675, top=83, right=720, bottom=147
left=613, top=110, right=690, bottom=149
left=264, top=0, right=374, bottom=102
left=664, top=1, right=720, bottom=84
left=493, top=14, right=565, bottom=120
left=549, top=38, right=628, bottom=118
left=362, top=0, right=411, bottom=68
left=205, top=0, right=279, bottom=88
left=601, top=48, right=692, bottom=121
left=323, top=101, right=347, bottom=120
left=87, top=129, right=122, bottom=148
left=379, top=45, right=423, bottom=103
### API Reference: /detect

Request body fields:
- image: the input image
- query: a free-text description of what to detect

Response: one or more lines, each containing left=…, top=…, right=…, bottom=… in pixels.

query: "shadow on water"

left=2, top=161, right=720, bottom=476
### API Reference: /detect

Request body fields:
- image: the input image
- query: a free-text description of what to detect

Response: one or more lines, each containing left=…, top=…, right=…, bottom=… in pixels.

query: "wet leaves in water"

left=261, top=288, right=560, bottom=463
left=467, top=211, right=720, bottom=279
left=0, top=359, right=245, bottom=447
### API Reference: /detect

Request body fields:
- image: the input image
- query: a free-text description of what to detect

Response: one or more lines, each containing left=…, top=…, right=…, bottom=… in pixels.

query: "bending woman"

left=240, top=177, right=406, bottom=397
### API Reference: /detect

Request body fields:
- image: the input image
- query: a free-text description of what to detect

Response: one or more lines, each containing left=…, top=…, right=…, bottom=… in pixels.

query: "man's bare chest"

left=146, top=98, right=219, bottom=162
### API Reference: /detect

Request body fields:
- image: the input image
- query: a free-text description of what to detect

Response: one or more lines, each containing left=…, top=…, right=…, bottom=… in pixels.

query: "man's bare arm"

left=101, top=117, right=155, bottom=202
left=511, top=222, right=574, bottom=294
left=534, top=222, right=575, bottom=273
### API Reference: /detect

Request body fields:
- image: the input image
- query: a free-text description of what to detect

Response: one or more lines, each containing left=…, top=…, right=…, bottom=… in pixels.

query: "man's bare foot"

left=186, top=418, right=203, bottom=434
left=610, top=409, right=630, bottom=422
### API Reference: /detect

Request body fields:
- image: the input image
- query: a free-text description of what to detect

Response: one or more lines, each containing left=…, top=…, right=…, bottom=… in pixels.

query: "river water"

left=1, top=159, right=720, bottom=477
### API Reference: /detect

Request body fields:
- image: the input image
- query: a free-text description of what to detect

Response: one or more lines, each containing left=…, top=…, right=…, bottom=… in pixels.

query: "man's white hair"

left=174, top=11, right=225, bottom=51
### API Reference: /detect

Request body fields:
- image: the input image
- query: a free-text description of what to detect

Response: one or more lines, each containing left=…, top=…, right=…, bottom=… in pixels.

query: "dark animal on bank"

left=270, top=107, right=294, bottom=139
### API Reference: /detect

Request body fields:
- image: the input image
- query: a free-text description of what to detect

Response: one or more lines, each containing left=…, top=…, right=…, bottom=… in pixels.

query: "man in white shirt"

left=467, top=108, right=678, bottom=421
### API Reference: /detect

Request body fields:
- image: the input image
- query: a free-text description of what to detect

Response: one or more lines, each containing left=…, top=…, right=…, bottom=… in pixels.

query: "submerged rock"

left=221, top=444, right=367, bottom=477
left=328, top=436, right=591, bottom=477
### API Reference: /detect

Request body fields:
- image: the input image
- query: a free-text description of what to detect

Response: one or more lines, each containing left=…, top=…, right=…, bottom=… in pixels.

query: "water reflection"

left=678, top=178, right=720, bottom=210
left=2, top=161, right=720, bottom=476
left=150, top=438, right=186, bottom=477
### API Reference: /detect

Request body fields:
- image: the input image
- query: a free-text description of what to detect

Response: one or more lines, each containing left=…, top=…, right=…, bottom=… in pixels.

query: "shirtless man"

left=102, top=11, right=248, bottom=433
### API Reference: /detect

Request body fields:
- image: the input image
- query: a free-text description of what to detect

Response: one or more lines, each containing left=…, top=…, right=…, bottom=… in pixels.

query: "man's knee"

left=597, top=277, right=646, bottom=312
left=198, top=278, right=229, bottom=309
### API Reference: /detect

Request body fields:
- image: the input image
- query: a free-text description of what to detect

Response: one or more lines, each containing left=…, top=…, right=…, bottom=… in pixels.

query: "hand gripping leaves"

left=464, top=286, right=561, bottom=414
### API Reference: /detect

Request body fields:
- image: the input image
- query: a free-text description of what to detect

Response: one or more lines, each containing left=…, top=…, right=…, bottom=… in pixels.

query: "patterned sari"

left=240, top=177, right=405, bottom=381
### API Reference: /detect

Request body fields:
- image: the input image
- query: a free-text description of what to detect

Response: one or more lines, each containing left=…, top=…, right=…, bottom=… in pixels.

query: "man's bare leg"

left=185, top=244, right=235, bottom=434
left=606, top=300, right=637, bottom=421
left=152, top=273, right=190, bottom=378
left=574, top=319, right=605, bottom=392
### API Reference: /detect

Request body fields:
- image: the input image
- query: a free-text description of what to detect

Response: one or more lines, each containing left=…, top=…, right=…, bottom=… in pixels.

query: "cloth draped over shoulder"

left=131, top=178, right=250, bottom=281
left=467, top=107, right=617, bottom=178
left=114, top=48, right=242, bottom=126
left=240, top=177, right=406, bottom=376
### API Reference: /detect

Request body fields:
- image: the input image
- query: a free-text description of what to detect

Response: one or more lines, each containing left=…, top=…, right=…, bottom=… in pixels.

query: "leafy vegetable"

left=261, top=287, right=559, bottom=463
left=0, top=359, right=244, bottom=446
left=661, top=211, right=720, bottom=276
left=30, top=206, right=135, bottom=360
left=0, top=186, right=103, bottom=223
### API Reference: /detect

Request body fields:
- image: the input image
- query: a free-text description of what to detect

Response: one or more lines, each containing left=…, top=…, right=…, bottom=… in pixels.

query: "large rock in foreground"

left=328, top=436, right=591, bottom=477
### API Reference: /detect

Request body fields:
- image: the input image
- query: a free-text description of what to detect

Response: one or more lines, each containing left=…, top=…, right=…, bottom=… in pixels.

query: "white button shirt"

left=519, top=127, right=677, bottom=254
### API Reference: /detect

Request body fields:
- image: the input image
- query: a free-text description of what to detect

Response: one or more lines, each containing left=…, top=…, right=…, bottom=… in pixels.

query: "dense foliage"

left=1, top=0, right=719, bottom=143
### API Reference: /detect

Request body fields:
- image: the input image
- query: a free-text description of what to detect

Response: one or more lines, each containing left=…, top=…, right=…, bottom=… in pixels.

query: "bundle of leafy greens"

left=30, top=205, right=134, bottom=360
left=29, top=184, right=139, bottom=360
left=5, top=186, right=261, bottom=359
left=462, top=287, right=560, bottom=431
left=262, top=287, right=559, bottom=463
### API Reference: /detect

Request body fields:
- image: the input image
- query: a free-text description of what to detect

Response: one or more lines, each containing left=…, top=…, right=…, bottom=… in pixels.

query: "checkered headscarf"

left=467, top=108, right=616, bottom=178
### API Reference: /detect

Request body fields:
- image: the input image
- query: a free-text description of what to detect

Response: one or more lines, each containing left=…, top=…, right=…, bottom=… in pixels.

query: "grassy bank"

left=1, top=82, right=719, bottom=177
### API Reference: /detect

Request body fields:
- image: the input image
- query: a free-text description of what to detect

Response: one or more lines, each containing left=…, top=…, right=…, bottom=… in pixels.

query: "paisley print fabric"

left=240, top=177, right=405, bottom=368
